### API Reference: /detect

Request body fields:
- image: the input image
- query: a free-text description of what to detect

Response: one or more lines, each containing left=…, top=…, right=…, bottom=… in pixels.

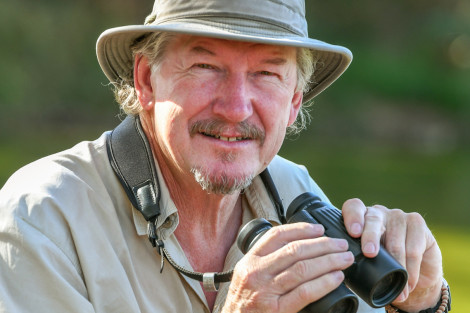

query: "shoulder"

left=267, top=154, right=310, bottom=182
left=0, top=131, right=123, bottom=233
left=1, top=132, right=110, bottom=198
left=267, top=155, right=330, bottom=208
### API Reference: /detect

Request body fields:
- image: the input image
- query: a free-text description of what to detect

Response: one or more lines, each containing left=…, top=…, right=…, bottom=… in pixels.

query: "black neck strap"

left=106, top=115, right=161, bottom=222
left=259, top=170, right=287, bottom=224
left=106, top=115, right=285, bottom=289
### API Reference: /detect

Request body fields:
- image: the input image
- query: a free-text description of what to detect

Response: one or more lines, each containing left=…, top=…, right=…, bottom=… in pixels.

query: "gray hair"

left=112, top=32, right=316, bottom=135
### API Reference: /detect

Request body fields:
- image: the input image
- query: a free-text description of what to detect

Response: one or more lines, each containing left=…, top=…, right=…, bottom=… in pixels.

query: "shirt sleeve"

left=267, top=155, right=331, bottom=208
left=0, top=214, right=95, bottom=312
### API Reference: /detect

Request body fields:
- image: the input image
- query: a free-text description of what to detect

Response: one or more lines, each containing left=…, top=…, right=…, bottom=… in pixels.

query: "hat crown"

left=96, top=0, right=352, bottom=102
left=144, top=0, right=307, bottom=37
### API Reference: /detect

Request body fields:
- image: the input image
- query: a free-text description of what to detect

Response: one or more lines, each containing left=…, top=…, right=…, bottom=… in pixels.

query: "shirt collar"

left=243, top=174, right=282, bottom=226
left=132, top=163, right=281, bottom=237
left=132, top=155, right=178, bottom=238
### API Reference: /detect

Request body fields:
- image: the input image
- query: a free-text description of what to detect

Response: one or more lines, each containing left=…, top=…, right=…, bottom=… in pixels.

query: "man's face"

left=146, top=35, right=302, bottom=194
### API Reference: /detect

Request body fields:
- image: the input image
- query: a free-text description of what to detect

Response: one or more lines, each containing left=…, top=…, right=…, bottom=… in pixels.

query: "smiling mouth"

left=190, top=119, right=265, bottom=145
left=202, top=132, right=248, bottom=142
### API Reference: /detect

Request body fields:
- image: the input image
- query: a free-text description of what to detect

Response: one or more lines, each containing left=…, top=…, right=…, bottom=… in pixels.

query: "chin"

left=190, top=167, right=255, bottom=195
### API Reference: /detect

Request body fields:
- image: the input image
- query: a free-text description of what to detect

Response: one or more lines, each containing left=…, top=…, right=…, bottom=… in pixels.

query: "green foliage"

left=0, top=0, right=151, bottom=114
left=280, top=139, right=470, bottom=227
left=306, top=0, right=470, bottom=111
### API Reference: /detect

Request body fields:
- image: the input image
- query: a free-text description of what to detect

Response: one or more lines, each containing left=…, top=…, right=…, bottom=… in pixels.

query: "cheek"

left=152, top=103, right=185, bottom=145
left=258, top=98, right=291, bottom=151
left=160, top=81, right=216, bottom=121
left=259, top=94, right=293, bottom=132
left=272, top=120, right=289, bottom=148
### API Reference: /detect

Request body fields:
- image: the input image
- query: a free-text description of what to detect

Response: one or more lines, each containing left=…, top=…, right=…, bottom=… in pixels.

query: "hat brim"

left=96, top=23, right=352, bottom=103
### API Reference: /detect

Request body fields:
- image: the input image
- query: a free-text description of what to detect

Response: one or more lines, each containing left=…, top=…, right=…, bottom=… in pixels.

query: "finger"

left=403, top=213, right=427, bottom=291
left=250, top=222, right=325, bottom=257
left=360, top=205, right=387, bottom=257
left=387, top=211, right=443, bottom=304
left=272, top=250, right=354, bottom=294
left=279, top=271, right=346, bottom=313
left=242, top=223, right=328, bottom=279
left=382, top=209, right=407, bottom=265
left=341, top=198, right=367, bottom=238
left=401, top=228, right=443, bottom=305
left=381, top=208, right=408, bottom=300
left=258, top=236, right=351, bottom=279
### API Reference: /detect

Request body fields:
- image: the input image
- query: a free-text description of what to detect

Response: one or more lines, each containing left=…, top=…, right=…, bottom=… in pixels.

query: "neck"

left=169, top=180, right=242, bottom=312
left=140, top=113, right=244, bottom=311
left=161, top=160, right=243, bottom=263
left=166, top=167, right=243, bottom=313
left=173, top=191, right=243, bottom=244
left=153, top=146, right=243, bottom=243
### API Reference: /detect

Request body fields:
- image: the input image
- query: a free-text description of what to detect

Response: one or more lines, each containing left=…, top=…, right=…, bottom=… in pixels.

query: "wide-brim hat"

left=96, top=0, right=352, bottom=103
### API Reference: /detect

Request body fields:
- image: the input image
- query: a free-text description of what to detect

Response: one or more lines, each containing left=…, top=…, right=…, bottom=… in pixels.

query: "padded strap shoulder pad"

left=106, top=115, right=161, bottom=221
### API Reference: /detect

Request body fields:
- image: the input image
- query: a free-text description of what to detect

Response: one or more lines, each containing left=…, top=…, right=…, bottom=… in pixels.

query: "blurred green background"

left=1, top=0, right=469, bottom=310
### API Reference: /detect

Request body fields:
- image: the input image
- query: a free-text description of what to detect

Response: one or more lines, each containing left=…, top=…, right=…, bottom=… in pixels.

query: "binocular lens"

left=372, top=271, right=407, bottom=306
left=330, top=300, right=357, bottom=313
left=309, top=295, right=357, bottom=313
left=237, top=218, right=272, bottom=254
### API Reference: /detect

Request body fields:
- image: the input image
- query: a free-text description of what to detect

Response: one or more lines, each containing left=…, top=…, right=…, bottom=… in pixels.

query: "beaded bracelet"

left=385, top=279, right=450, bottom=313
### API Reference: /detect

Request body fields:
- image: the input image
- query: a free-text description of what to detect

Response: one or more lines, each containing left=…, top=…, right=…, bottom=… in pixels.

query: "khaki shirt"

left=0, top=132, right=382, bottom=313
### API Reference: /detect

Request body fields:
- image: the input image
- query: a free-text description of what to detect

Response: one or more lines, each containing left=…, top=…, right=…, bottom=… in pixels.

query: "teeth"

left=204, top=133, right=243, bottom=141
left=202, top=133, right=244, bottom=141
left=217, top=135, right=242, bottom=142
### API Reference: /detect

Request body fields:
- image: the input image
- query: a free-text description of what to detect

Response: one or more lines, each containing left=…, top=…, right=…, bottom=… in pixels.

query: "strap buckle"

left=202, top=272, right=220, bottom=292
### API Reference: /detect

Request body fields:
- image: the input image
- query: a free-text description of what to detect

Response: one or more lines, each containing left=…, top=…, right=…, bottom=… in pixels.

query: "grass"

left=432, top=225, right=469, bottom=312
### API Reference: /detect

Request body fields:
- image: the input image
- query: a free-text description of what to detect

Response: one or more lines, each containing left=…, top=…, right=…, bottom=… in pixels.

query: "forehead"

left=167, top=34, right=297, bottom=60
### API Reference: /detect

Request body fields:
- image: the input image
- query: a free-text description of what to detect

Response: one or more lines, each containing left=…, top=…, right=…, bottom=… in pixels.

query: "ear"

left=287, top=90, right=303, bottom=126
left=134, top=55, right=154, bottom=111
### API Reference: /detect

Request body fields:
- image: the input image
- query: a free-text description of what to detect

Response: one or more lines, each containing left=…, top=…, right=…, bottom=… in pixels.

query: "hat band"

left=146, top=15, right=305, bottom=40
left=145, top=13, right=305, bottom=38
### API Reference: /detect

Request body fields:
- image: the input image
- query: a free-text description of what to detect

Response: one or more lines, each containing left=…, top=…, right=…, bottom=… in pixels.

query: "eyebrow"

left=189, top=46, right=216, bottom=56
left=189, top=44, right=289, bottom=65
left=260, top=57, right=288, bottom=65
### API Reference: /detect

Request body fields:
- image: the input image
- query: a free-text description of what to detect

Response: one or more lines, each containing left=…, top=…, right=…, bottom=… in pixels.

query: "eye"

left=259, top=70, right=275, bottom=76
left=195, top=63, right=214, bottom=69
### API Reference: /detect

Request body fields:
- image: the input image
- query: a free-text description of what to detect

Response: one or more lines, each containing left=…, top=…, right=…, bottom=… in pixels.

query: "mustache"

left=189, top=119, right=265, bottom=145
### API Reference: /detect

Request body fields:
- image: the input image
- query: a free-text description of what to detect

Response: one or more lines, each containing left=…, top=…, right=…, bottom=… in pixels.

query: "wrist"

left=385, top=278, right=451, bottom=313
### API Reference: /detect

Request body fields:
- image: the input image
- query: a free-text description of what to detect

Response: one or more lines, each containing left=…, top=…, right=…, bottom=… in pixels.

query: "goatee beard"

left=191, top=167, right=254, bottom=195
left=188, top=118, right=262, bottom=194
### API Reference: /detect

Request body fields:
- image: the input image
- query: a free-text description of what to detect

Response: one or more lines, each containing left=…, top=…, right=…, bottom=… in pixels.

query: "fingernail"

left=351, top=223, right=362, bottom=235
left=363, top=242, right=375, bottom=254
left=332, top=271, right=345, bottom=283
left=336, top=239, right=348, bottom=249
left=343, top=251, right=354, bottom=261
left=311, top=224, right=324, bottom=233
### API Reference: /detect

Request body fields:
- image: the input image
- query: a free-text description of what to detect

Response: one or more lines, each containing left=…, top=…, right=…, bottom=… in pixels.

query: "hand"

left=222, top=222, right=354, bottom=313
left=341, top=199, right=443, bottom=312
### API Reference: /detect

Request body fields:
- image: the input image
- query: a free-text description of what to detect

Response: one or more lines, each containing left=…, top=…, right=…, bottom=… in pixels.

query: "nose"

left=212, top=73, right=253, bottom=122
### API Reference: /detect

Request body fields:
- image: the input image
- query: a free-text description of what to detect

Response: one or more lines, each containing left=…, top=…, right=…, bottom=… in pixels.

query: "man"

left=0, top=1, right=449, bottom=313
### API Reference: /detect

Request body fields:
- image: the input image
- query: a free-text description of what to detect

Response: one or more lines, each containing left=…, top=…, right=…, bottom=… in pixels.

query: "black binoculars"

left=237, top=192, right=408, bottom=313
